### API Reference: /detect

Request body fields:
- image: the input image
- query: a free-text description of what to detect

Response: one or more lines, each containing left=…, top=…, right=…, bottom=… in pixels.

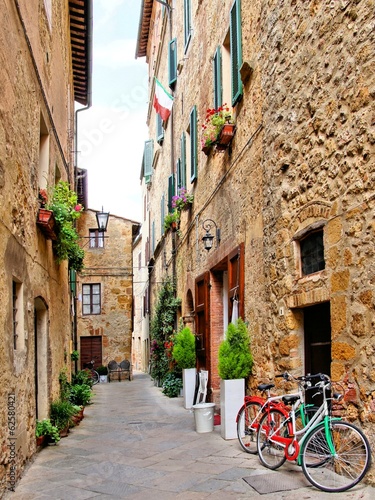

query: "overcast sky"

left=76, top=0, right=148, bottom=222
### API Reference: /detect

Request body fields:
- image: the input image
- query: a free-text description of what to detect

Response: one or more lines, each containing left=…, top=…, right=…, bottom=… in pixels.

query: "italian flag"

left=153, top=78, right=174, bottom=121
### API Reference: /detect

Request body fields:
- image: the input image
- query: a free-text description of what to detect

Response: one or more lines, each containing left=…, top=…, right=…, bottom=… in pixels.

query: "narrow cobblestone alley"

left=5, top=373, right=375, bottom=499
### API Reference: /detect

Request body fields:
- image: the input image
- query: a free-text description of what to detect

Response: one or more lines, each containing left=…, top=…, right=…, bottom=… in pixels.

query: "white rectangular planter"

left=220, top=378, right=244, bottom=440
left=182, top=368, right=197, bottom=409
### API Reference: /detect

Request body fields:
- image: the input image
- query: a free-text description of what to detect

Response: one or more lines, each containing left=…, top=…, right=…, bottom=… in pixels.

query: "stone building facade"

left=136, top=0, right=374, bottom=481
left=76, top=209, right=139, bottom=369
left=0, top=0, right=92, bottom=494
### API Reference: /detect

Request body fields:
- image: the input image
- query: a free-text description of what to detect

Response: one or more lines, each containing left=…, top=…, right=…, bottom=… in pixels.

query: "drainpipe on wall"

left=73, top=0, right=93, bottom=374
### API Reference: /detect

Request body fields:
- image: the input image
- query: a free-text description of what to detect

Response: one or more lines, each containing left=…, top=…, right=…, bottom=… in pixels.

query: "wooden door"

left=80, top=336, right=102, bottom=369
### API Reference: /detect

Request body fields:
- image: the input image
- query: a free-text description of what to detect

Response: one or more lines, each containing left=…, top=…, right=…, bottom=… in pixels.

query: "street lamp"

left=96, top=207, right=109, bottom=232
left=202, top=219, right=221, bottom=251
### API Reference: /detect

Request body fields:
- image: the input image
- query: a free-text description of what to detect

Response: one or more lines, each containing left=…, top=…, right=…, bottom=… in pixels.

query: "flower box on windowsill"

left=217, top=123, right=236, bottom=148
left=36, top=209, right=57, bottom=240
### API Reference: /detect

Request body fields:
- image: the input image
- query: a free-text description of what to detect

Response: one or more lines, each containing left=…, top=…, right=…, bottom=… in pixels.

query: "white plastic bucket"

left=192, top=402, right=216, bottom=433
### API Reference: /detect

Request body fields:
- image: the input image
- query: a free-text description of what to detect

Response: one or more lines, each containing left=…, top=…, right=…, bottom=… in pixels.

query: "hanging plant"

left=44, top=181, right=85, bottom=271
left=150, top=276, right=181, bottom=384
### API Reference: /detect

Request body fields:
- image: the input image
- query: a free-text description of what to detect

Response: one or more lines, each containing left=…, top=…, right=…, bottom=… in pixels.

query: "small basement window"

left=300, top=230, right=325, bottom=275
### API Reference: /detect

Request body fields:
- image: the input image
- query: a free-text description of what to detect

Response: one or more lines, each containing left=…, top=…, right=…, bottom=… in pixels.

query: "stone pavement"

left=4, top=372, right=375, bottom=499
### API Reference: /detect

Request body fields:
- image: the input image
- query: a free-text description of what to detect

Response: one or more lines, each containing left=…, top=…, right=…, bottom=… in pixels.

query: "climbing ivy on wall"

left=150, top=276, right=181, bottom=385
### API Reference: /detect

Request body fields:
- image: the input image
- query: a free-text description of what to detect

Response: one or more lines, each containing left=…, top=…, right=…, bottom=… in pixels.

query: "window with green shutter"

left=184, top=0, right=192, bottom=52
left=160, top=194, right=165, bottom=235
left=189, top=106, right=197, bottom=183
left=213, top=47, right=222, bottom=110
left=156, top=113, right=164, bottom=144
left=143, top=139, right=154, bottom=184
left=178, top=133, right=186, bottom=188
left=168, top=38, right=177, bottom=89
left=168, top=174, right=175, bottom=212
left=230, top=0, right=243, bottom=106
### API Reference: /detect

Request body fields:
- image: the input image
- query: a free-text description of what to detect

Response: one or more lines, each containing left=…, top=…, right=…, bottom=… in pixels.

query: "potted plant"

left=171, top=187, right=194, bottom=212
left=201, top=104, right=235, bottom=154
left=96, top=365, right=108, bottom=383
left=218, top=318, right=253, bottom=439
left=50, top=400, right=76, bottom=436
left=164, top=209, right=180, bottom=232
left=36, top=419, right=60, bottom=445
left=172, top=326, right=196, bottom=409
left=39, top=180, right=85, bottom=271
left=162, top=371, right=183, bottom=398
left=69, top=383, right=92, bottom=407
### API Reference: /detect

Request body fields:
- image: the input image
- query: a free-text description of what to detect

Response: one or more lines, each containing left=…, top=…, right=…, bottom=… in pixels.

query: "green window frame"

left=189, top=106, right=197, bottom=183
left=156, top=113, right=164, bottom=144
left=168, top=38, right=177, bottom=88
left=184, top=0, right=192, bottom=52
left=230, top=0, right=243, bottom=106
left=143, top=139, right=154, bottom=184
left=213, top=46, right=222, bottom=110
left=168, top=174, right=175, bottom=212
left=160, top=195, right=165, bottom=235
left=178, top=133, right=186, bottom=188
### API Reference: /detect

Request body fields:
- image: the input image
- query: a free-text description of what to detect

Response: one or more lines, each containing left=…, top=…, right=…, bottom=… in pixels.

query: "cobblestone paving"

left=5, top=373, right=375, bottom=499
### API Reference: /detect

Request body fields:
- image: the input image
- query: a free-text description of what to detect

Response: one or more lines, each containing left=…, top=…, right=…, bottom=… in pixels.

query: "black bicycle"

left=83, top=360, right=99, bottom=385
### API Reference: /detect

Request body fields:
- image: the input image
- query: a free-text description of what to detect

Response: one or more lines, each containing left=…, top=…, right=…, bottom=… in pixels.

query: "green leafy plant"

left=150, top=276, right=181, bottom=384
left=50, top=400, right=76, bottom=431
left=218, top=318, right=253, bottom=380
left=59, top=367, right=70, bottom=402
left=172, top=326, right=196, bottom=369
left=72, top=369, right=93, bottom=388
left=96, top=365, right=108, bottom=376
left=70, top=350, right=79, bottom=361
left=36, top=419, right=60, bottom=443
left=45, top=180, right=85, bottom=271
left=162, top=372, right=183, bottom=398
left=164, top=209, right=180, bottom=232
left=69, top=384, right=92, bottom=406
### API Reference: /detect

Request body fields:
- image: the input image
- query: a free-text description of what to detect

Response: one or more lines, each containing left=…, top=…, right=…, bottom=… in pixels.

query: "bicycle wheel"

left=257, top=408, right=289, bottom=470
left=301, top=421, right=371, bottom=492
left=237, top=401, right=263, bottom=454
left=91, top=369, right=100, bottom=385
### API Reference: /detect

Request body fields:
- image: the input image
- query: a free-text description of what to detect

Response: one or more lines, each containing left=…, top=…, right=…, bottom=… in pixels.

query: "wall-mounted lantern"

left=202, top=219, right=221, bottom=251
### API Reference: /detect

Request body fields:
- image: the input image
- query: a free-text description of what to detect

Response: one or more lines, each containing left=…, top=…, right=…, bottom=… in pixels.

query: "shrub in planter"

left=96, top=365, right=108, bottom=376
left=50, top=400, right=76, bottom=431
left=36, top=419, right=60, bottom=444
left=172, top=327, right=196, bottom=369
left=218, top=318, right=253, bottom=380
left=162, top=372, right=183, bottom=398
left=72, top=369, right=93, bottom=388
left=69, top=384, right=92, bottom=406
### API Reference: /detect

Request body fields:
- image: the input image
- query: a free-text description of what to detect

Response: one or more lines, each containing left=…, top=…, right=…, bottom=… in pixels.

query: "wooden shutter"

left=168, top=38, right=177, bottom=88
left=160, top=194, right=165, bottom=235
left=195, top=272, right=210, bottom=371
left=143, top=139, right=154, bottom=183
left=213, top=46, right=222, bottom=110
left=184, top=0, right=192, bottom=51
left=189, top=106, right=197, bottom=182
left=228, top=243, right=245, bottom=320
left=230, top=0, right=243, bottom=106
left=168, top=174, right=175, bottom=212
left=179, top=132, right=186, bottom=188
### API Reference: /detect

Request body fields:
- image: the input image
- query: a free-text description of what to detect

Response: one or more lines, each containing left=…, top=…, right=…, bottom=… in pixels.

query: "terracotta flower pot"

left=217, top=123, right=236, bottom=147
left=36, top=209, right=57, bottom=240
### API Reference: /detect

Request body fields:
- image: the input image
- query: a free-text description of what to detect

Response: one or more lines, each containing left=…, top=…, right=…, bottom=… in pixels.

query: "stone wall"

left=0, top=0, right=76, bottom=494
left=76, top=210, right=137, bottom=366
left=139, top=0, right=374, bottom=481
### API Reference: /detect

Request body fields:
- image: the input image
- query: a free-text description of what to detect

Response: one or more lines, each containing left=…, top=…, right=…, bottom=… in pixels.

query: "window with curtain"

left=89, top=229, right=104, bottom=248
